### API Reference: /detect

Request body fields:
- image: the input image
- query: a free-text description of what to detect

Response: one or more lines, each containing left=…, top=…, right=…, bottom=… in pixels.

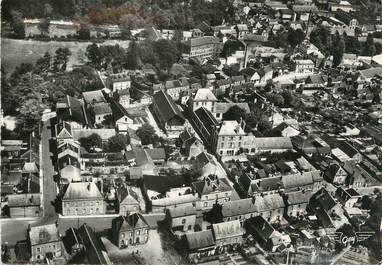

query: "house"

left=284, top=190, right=312, bottom=218
left=110, top=100, right=133, bottom=134
left=215, top=120, right=246, bottom=157
left=106, top=73, right=131, bottom=92
left=234, top=24, right=249, bottom=39
left=189, top=88, right=218, bottom=112
left=8, top=193, right=41, bottom=218
left=117, top=89, right=131, bottom=108
left=111, top=213, right=150, bottom=248
left=212, top=220, right=243, bottom=249
left=92, top=103, right=112, bottom=125
left=192, top=107, right=220, bottom=149
left=254, top=193, right=285, bottom=223
left=338, top=141, right=363, bottom=162
left=132, top=147, right=157, bottom=175
left=28, top=224, right=63, bottom=262
left=82, top=90, right=106, bottom=106
left=273, top=123, right=300, bottom=137
left=335, top=187, right=361, bottom=208
left=58, top=154, right=81, bottom=182
left=221, top=198, right=257, bottom=224
left=152, top=90, right=186, bottom=133
left=115, top=185, right=140, bottom=216
left=295, top=59, right=315, bottom=73
left=247, top=176, right=283, bottom=197
left=183, top=230, right=216, bottom=264
left=179, top=129, right=205, bottom=158
left=192, top=176, right=232, bottom=210
left=165, top=79, right=190, bottom=100
left=281, top=172, right=314, bottom=192
left=189, top=36, right=221, bottom=60
left=193, top=152, right=220, bottom=177
left=276, top=8, right=294, bottom=21
left=244, top=137, right=294, bottom=154
left=56, top=95, right=89, bottom=128
left=151, top=194, right=198, bottom=213
left=166, top=206, right=197, bottom=232
left=145, top=148, right=166, bottom=166
left=77, top=223, right=112, bottom=265
left=324, top=163, right=348, bottom=185
left=244, top=216, right=290, bottom=252
left=214, top=78, right=232, bottom=96
left=61, top=182, right=105, bottom=216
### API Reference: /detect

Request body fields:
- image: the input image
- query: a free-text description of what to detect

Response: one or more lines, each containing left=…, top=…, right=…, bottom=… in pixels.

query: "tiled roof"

left=212, top=220, right=243, bottom=240
left=8, top=193, right=40, bottom=207
left=254, top=193, right=285, bottom=212
left=281, top=172, right=314, bottom=189
left=82, top=90, right=106, bottom=104
left=93, top=103, right=112, bottom=115
left=190, top=36, right=220, bottom=47
left=116, top=185, right=139, bottom=205
left=222, top=198, right=256, bottom=217
left=286, top=190, right=312, bottom=205
left=194, top=107, right=219, bottom=129
left=194, top=88, right=218, bottom=102
left=192, top=177, right=232, bottom=196
left=168, top=205, right=197, bottom=218
left=152, top=194, right=198, bottom=207
left=186, top=230, right=215, bottom=250
left=218, top=121, right=246, bottom=136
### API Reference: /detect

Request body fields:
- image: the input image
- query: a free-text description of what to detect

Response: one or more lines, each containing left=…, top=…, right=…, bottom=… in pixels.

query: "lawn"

left=1, top=38, right=130, bottom=75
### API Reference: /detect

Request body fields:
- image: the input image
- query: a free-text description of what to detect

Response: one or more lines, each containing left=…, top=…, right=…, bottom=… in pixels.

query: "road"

left=41, top=119, right=58, bottom=218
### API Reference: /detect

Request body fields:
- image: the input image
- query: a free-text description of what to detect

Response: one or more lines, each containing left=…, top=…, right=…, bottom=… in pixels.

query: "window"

left=182, top=218, right=186, bottom=224
left=136, top=230, right=140, bottom=235
left=37, top=248, right=41, bottom=252
left=121, top=233, right=125, bottom=238
left=145, top=230, right=149, bottom=234
left=130, top=232, right=133, bottom=237
left=203, top=202, right=208, bottom=207
left=188, top=225, right=192, bottom=230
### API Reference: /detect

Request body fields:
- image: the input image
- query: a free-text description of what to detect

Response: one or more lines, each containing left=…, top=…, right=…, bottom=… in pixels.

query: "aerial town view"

left=1, top=0, right=382, bottom=264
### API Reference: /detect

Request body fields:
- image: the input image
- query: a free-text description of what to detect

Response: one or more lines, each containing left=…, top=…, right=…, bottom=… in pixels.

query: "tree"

left=16, top=97, right=47, bottom=135
left=53, top=47, right=71, bottom=72
left=153, top=39, right=180, bottom=69
left=223, top=105, right=246, bottom=121
left=205, top=203, right=223, bottom=224
left=136, top=123, right=158, bottom=145
left=267, top=93, right=285, bottom=106
left=362, top=34, right=376, bottom=56
left=78, top=24, right=91, bottom=40
left=108, top=134, right=130, bottom=152
left=10, top=10, right=25, bottom=38
left=287, top=28, right=305, bottom=48
left=86, top=43, right=101, bottom=68
left=79, top=133, right=102, bottom=152
left=34, top=52, right=51, bottom=74
left=38, top=18, right=50, bottom=36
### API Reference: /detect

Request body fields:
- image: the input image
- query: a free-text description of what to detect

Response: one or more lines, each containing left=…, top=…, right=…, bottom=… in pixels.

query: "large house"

left=61, top=182, right=105, bottom=216
left=189, top=88, right=218, bottom=113
left=106, top=73, right=131, bottom=92
left=165, top=206, right=197, bottom=232
left=212, top=220, right=244, bottom=249
left=28, top=224, right=63, bottom=262
left=215, top=120, right=246, bottom=156
left=111, top=213, right=150, bottom=248
left=115, top=185, right=140, bottom=216
left=179, top=129, right=205, bottom=158
left=189, top=36, right=221, bottom=60
left=192, top=176, right=232, bottom=210
left=152, top=90, right=186, bottom=134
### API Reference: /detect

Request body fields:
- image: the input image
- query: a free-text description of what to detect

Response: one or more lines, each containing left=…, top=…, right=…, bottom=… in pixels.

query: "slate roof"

left=338, top=141, right=359, bottom=158
left=245, top=216, right=276, bottom=241
left=29, top=224, right=60, bottom=245
left=146, top=148, right=166, bottom=160
left=252, top=176, right=283, bottom=193
left=168, top=205, right=197, bottom=218
left=249, top=137, right=294, bottom=150
left=116, top=185, right=139, bottom=205
left=195, top=152, right=217, bottom=167
left=359, top=67, right=382, bottom=79
left=185, top=230, right=215, bottom=250
left=93, top=103, right=112, bottom=115
left=114, top=213, right=148, bottom=232
left=152, top=194, right=198, bottom=207
left=254, top=193, right=285, bottom=212
left=281, top=172, right=314, bottom=189
left=62, top=182, right=103, bottom=201
left=190, top=36, right=220, bottom=47
left=153, top=90, right=185, bottom=122
left=222, top=198, right=256, bottom=217
left=194, top=107, right=219, bottom=129
left=218, top=121, right=246, bottom=135
left=192, top=177, right=232, bottom=196
left=212, top=220, right=243, bottom=240
left=110, top=100, right=130, bottom=121
left=286, top=190, right=312, bottom=205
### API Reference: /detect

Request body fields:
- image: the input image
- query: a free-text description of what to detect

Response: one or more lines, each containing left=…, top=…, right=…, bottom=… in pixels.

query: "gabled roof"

left=185, top=230, right=215, bottom=250
left=192, top=177, right=232, bottom=196
left=195, top=152, right=217, bottom=167
left=254, top=193, right=285, bottom=212
left=116, top=185, right=139, bottom=205
left=338, top=141, right=359, bottom=158
left=29, top=224, right=60, bottom=245
left=190, top=36, right=220, bottom=47
left=93, top=103, right=112, bottom=115
left=153, top=90, right=185, bottom=122
left=58, top=95, right=89, bottom=125
left=212, top=220, right=243, bottom=240
left=62, top=182, right=103, bottom=201
left=281, top=172, right=314, bottom=189
left=110, top=100, right=130, bottom=121
left=245, top=216, right=276, bottom=241
left=218, top=121, right=246, bottom=135
left=194, top=107, right=219, bottom=129
left=114, top=213, right=148, bottom=232
left=212, top=102, right=250, bottom=114
left=151, top=194, right=198, bottom=207
left=146, top=148, right=166, bottom=160
left=168, top=205, right=197, bottom=218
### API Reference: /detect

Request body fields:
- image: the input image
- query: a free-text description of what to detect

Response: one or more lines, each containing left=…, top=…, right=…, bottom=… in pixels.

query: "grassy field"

left=1, top=38, right=130, bottom=74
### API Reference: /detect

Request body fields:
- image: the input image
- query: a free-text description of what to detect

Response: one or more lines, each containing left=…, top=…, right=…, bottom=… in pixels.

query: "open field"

left=1, top=38, right=130, bottom=74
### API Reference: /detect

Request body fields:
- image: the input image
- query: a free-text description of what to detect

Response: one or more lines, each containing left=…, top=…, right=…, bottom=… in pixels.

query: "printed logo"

left=327, top=232, right=375, bottom=246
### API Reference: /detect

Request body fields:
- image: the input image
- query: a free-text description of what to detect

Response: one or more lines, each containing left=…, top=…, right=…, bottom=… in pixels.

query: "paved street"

left=41, top=119, right=58, bottom=218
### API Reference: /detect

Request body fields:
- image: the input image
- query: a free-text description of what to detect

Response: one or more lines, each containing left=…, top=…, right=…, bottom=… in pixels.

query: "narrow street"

left=41, top=119, right=58, bottom=218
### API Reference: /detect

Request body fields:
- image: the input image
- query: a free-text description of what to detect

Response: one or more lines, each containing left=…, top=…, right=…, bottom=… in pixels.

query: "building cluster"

left=2, top=0, right=382, bottom=264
